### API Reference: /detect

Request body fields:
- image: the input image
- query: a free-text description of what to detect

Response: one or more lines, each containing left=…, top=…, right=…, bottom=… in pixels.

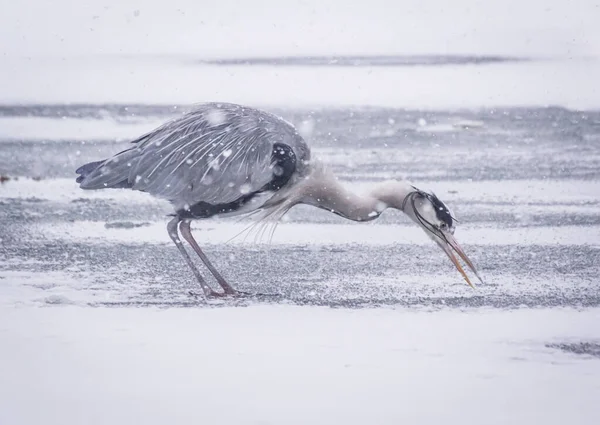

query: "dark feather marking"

left=427, top=192, right=454, bottom=228
left=401, top=189, right=455, bottom=241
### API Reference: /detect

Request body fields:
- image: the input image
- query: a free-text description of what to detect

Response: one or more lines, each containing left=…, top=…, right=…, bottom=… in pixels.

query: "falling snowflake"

left=239, top=183, right=252, bottom=194
left=298, top=118, right=315, bottom=138
left=205, top=109, right=227, bottom=126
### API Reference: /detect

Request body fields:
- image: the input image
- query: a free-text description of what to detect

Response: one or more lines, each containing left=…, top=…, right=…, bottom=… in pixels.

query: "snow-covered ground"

left=1, top=306, right=599, bottom=425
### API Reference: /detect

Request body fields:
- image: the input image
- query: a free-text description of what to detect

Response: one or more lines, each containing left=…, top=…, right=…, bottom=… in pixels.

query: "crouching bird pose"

left=76, top=102, right=483, bottom=297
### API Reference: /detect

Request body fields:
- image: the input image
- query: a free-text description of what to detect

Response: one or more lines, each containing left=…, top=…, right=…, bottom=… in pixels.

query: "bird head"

left=401, top=188, right=483, bottom=287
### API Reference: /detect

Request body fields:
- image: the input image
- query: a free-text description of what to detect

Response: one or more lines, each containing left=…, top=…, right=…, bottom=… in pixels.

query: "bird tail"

left=75, top=148, right=139, bottom=190
left=75, top=160, right=105, bottom=184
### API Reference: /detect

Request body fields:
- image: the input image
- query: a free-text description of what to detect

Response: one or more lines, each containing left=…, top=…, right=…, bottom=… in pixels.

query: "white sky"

left=1, top=0, right=599, bottom=58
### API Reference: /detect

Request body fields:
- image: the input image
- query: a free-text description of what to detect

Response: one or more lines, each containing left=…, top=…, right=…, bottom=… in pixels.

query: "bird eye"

left=439, top=223, right=447, bottom=230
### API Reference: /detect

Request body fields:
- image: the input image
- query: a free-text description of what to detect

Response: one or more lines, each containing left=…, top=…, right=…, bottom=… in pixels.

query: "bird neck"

left=298, top=167, right=414, bottom=222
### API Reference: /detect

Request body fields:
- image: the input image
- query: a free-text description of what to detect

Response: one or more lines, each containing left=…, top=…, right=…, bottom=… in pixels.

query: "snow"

left=1, top=0, right=599, bottom=108
left=26, top=220, right=600, bottom=248
left=1, top=56, right=599, bottom=109
left=3, top=177, right=599, bottom=210
left=1, top=306, right=599, bottom=425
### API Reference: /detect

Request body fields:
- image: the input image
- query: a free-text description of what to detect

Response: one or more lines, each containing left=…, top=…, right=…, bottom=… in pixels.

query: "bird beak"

left=434, top=231, right=483, bottom=288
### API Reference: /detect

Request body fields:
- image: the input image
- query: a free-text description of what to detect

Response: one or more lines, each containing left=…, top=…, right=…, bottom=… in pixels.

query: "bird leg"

left=167, top=216, right=223, bottom=298
left=178, top=220, right=239, bottom=296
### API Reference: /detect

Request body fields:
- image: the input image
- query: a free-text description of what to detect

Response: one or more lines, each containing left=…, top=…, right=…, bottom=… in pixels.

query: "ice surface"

left=4, top=176, right=600, bottom=207
left=1, top=306, right=599, bottom=425
left=23, top=220, right=600, bottom=248
left=2, top=107, right=599, bottom=312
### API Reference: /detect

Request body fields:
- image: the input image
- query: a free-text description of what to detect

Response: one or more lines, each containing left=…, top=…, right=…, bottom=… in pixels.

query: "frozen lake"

left=2, top=101, right=600, bottom=307
left=1, top=55, right=600, bottom=423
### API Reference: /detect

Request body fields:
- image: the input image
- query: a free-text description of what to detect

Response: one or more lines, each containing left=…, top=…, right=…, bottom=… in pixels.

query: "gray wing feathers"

left=78, top=148, right=140, bottom=189
left=79, top=103, right=309, bottom=209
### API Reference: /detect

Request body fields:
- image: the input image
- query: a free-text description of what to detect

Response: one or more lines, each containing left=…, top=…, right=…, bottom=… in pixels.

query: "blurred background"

left=0, top=0, right=599, bottom=107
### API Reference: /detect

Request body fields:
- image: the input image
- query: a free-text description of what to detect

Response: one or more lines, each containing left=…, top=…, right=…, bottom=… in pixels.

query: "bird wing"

left=82, top=103, right=310, bottom=210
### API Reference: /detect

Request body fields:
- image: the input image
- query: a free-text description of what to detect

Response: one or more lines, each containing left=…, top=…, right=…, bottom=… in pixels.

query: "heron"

left=76, top=102, right=483, bottom=297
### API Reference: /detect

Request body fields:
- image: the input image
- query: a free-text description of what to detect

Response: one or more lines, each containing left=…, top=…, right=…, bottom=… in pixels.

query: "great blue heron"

left=76, top=102, right=483, bottom=297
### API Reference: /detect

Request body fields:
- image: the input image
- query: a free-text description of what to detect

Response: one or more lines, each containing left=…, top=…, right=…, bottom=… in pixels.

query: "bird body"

left=78, top=103, right=310, bottom=217
left=77, top=102, right=482, bottom=297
